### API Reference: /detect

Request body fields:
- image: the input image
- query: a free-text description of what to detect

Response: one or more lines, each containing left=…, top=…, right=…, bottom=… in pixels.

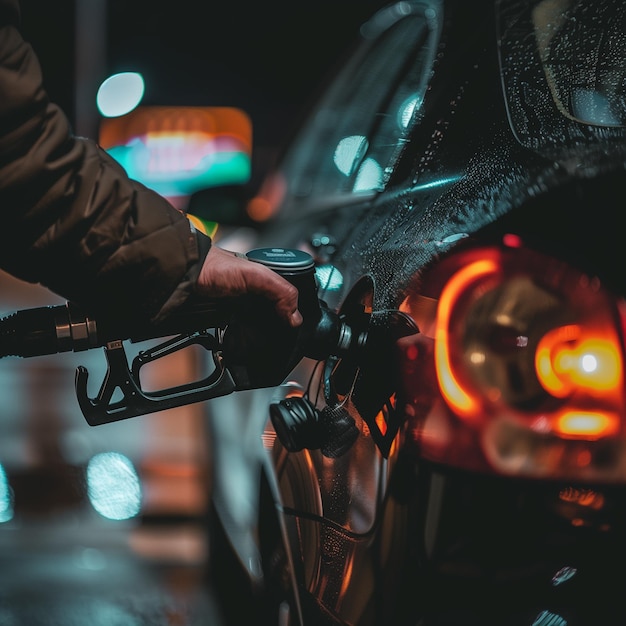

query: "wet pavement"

left=0, top=507, right=224, bottom=625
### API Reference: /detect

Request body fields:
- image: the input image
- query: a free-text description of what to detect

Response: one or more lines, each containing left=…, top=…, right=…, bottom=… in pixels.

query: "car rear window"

left=497, top=0, right=626, bottom=152
left=532, top=0, right=626, bottom=127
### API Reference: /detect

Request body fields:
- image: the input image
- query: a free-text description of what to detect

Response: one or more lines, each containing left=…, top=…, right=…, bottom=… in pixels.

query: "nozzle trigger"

left=75, top=334, right=237, bottom=426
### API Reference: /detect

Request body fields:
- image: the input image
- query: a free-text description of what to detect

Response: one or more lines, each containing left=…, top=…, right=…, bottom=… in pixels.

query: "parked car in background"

left=201, top=0, right=626, bottom=624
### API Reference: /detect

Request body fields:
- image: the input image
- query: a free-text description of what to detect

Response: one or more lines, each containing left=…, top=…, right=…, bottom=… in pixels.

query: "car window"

left=497, top=0, right=626, bottom=152
left=279, top=1, right=442, bottom=206
left=532, top=0, right=626, bottom=127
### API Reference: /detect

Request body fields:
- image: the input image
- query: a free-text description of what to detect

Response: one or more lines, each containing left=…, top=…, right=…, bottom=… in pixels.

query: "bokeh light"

left=0, top=464, right=13, bottom=523
left=86, top=452, right=142, bottom=520
left=97, top=72, right=145, bottom=118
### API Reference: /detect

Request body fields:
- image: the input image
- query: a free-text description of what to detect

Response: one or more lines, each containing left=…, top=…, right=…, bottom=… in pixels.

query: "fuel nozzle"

left=244, top=247, right=364, bottom=359
left=0, top=247, right=371, bottom=428
left=236, top=249, right=368, bottom=458
left=220, top=248, right=366, bottom=391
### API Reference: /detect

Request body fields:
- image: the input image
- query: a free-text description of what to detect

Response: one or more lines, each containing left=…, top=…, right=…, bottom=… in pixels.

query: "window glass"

left=532, top=0, right=626, bottom=127
left=498, top=0, right=626, bottom=152
left=280, top=1, right=441, bottom=205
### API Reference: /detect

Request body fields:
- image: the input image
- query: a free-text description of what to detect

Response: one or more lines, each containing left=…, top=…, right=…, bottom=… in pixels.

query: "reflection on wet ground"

left=0, top=485, right=224, bottom=626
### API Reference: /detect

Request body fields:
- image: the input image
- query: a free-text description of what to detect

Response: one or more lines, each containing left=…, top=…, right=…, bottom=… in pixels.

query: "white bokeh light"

left=97, top=72, right=145, bottom=118
left=86, top=452, right=142, bottom=520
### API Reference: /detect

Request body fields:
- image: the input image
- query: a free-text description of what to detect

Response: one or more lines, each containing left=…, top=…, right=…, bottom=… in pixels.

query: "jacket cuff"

left=194, top=229, right=212, bottom=266
left=150, top=223, right=212, bottom=323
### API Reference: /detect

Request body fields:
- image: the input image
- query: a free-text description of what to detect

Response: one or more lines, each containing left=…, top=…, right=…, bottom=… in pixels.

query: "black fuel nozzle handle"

left=0, top=248, right=364, bottom=425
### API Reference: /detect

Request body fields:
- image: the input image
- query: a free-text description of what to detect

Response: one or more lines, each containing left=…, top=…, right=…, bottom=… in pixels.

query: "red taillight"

left=535, top=326, right=622, bottom=397
left=434, top=257, right=499, bottom=420
left=399, top=242, right=626, bottom=482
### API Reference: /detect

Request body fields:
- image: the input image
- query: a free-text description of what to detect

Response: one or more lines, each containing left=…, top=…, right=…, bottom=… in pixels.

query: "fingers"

left=196, top=246, right=303, bottom=327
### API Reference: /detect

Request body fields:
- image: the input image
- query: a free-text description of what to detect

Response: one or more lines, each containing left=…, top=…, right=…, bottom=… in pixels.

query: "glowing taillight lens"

left=399, top=243, right=626, bottom=482
left=434, top=258, right=499, bottom=419
left=535, top=326, right=622, bottom=397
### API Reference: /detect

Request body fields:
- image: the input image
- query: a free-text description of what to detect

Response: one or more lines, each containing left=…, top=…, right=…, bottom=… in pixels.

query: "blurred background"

left=21, top=0, right=390, bottom=175
left=0, top=0, right=387, bottom=623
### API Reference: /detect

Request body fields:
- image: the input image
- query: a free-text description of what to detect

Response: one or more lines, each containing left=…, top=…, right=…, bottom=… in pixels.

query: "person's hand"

left=196, top=245, right=303, bottom=327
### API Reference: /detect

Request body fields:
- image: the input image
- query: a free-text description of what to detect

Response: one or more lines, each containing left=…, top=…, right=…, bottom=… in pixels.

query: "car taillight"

left=398, top=239, right=626, bottom=483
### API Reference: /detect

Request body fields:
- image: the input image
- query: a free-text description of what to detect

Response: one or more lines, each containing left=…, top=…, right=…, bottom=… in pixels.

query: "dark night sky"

left=18, top=0, right=389, bottom=150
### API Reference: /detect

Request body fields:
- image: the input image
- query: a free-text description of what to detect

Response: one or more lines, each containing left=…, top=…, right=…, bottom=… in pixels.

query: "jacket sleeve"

left=0, top=0, right=211, bottom=326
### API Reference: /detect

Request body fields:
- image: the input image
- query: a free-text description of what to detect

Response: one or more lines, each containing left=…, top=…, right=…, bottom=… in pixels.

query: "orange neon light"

left=99, top=106, right=252, bottom=152
left=535, top=325, right=622, bottom=398
left=435, top=259, right=499, bottom=418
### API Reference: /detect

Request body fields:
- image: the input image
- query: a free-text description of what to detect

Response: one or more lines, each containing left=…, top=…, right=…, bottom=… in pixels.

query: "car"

left=198, top=0, right=626, bottom=625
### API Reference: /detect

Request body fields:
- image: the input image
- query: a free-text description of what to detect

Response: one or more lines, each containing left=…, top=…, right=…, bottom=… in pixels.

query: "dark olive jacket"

left=0, top=0, right=210, bottom=326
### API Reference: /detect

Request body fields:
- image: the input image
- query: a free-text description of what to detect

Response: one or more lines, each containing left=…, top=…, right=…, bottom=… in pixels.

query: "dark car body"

left=205, top=1, right=626, bottom=624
